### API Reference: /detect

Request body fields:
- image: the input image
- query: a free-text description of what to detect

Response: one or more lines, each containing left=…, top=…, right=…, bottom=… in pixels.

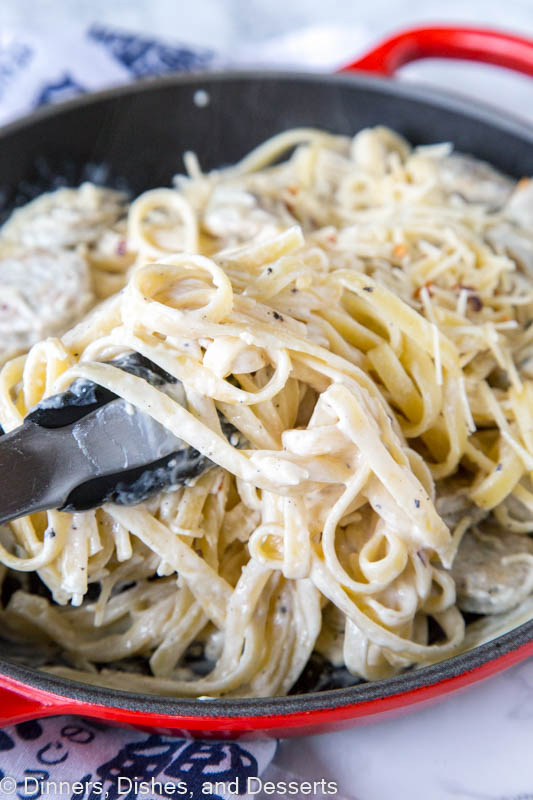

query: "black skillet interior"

left=1, top=71, right=533, bottom=715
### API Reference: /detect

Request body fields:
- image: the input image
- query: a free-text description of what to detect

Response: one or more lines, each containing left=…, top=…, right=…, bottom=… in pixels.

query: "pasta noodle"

left=1, top=126, right=533, bottom=696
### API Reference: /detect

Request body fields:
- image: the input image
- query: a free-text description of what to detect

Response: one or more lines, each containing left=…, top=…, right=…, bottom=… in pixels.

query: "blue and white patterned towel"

left=0, top=23, right=218, bottom=125
left=0, top=717, right=280, bottom=800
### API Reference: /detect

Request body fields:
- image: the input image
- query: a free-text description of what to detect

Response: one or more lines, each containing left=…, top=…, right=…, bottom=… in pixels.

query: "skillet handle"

left=0, top=679, right=79, bottom=726
left=340, top=25, right=533, bottom=77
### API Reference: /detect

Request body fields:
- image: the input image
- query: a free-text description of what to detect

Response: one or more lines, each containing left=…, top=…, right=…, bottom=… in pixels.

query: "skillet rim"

left=2, top=618, right=533, bottom=717
left=1, top=67, right=533, bottom=144
left=1, top=68, right=533, bottom=718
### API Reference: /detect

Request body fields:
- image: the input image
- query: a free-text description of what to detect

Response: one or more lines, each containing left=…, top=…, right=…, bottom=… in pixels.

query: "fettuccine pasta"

left=1, top=126, right=533, bottom=696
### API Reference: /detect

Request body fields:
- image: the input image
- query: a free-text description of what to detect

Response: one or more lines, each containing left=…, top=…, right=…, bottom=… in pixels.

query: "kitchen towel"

left=0, top=717, right=281, bottom=800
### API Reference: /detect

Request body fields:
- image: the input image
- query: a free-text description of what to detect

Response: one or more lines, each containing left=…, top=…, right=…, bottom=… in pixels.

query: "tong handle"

left=0, top=422, right=92, bottom=526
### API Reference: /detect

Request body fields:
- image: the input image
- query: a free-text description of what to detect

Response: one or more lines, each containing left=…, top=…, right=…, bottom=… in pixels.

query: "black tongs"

left=0, top=354, right=235, bottom=525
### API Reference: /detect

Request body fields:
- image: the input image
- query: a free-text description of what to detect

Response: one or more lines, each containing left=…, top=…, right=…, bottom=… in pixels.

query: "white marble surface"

left=276, top=659, right=533, bottom=799
left=2, top=1, right=533, bottom=798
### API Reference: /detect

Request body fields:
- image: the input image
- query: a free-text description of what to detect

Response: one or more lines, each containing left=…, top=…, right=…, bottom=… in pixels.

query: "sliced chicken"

left=451, top=523, right=533, bottom=614
left=486, top=179, right=533, bottom=275
left=438, top=153, right=514, bottom=209
left=1, top=183, right=126, bottom=250
left=0, top=249, right=94, bottom=364
left=505, top=178, right=533, bottom=227
left=436, top=477, right=488, bottom=531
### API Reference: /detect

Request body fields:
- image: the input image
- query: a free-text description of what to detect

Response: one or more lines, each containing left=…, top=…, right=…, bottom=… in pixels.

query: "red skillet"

left=1, top=24, right=533, bottom=738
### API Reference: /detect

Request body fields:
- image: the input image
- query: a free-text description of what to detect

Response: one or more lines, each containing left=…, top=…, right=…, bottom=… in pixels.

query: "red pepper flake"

left=393, top=243, right=408, bottom=259
left=213, top=474, right=225, bottom=493
left=413, top=281, right=434, bottom=299
left=287, top=185, right=299, bottom=195
left=327, top=232, right=337, bottom=243
left=517, top=177, right=531, bottom=191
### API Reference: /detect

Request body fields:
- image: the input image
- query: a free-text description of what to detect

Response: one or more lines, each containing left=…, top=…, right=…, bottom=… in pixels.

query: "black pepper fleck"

left=468, top=293, right=483, bottom=313
left=272, top=311, right=284, bottom=321
left=496, top=463, right=503, bottom=471
left=414, top=499, right=420, bottom=508
left=266, top=267, right=273, bottom=274
left=363, top=286, right=374, bottom=293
